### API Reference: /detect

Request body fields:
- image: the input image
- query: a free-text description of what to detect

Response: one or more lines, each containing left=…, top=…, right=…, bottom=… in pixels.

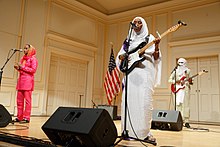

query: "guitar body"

left=171, top=76, right=186, bottom=93
left=119, top=42, right=147, bottom=74
left=171, top=84, right=185, bottom=94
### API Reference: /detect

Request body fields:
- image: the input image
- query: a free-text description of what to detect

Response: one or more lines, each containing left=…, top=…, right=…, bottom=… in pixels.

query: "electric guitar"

left=171, top=70, right=208, bottom=94
left=119, top=20, right=187, bottom=74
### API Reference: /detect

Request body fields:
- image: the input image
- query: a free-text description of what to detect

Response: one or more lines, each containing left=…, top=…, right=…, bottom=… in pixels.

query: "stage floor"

left=0, top=116, right=220, bottom=147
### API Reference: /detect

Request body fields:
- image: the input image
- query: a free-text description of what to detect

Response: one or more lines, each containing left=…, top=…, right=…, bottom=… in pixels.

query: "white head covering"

left=128, top=17, right=155, bottom=54
left=178, top=58, right=187, bottom=66
left=177, top=58, right=188, bottom=76
left=130, top=17, right=149, bottom=40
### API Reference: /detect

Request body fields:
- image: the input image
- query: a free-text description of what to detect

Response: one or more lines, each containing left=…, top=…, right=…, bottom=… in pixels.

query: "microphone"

left=91, top=100, right=97, bottom=108
left=130, top=22, right=137, bottom=29
left=171, top=64, right=179, bottom=74
left=11, top=48, right=23, bottom=52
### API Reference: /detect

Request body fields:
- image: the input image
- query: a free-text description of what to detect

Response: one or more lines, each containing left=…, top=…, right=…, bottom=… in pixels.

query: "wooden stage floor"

left=0, top=116, right=220, bottom=147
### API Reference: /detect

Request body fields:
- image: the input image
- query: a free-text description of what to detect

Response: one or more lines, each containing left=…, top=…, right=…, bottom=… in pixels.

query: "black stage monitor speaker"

left=0, top=104, right=12, bottom=127
left=151, top=110, right=183, bottom=131
left=97, top=105, right=117, bottom=120
left=42, top=107, right=117, bottom=147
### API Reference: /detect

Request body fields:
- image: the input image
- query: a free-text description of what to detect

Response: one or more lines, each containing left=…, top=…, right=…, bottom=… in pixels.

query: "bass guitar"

left=119, top=20, right=187, bottom=74
left=171, top=70, right=208, bottom=93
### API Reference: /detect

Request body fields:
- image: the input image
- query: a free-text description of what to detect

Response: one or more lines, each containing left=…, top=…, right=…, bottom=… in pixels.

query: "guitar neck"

left=137, top=21, right=186, bottom=55
left=183, top=74, right=199, bottom=82
left=190, top=74, right=199, bottom=79
left=138, top=29, right=171, bottom=55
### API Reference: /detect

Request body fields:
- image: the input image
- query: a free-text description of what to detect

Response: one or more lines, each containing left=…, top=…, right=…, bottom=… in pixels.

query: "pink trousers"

left=16, top=90, right=32, bottom=121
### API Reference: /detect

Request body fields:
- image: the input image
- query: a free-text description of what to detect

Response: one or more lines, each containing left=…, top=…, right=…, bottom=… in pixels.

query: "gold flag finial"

left=110, top=42, right=113, bottom=49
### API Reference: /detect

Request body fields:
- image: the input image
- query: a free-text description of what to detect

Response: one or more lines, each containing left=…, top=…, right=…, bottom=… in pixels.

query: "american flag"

left=104, top=48, right=120, bottom=105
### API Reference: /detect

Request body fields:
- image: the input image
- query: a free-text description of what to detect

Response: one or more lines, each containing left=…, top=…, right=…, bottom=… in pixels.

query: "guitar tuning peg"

left=178, top=20, right=187, bottom=26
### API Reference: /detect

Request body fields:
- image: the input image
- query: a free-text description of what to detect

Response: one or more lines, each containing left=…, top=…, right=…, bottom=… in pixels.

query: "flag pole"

left=113, top=95, right=117, bottom=106
left=110, top=42, right=114, bottom=106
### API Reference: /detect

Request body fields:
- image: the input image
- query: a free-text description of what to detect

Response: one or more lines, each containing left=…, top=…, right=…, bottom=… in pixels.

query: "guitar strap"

left=122, top=34, right=150, bottom=53
left=145, top=34, right=150, bottom=44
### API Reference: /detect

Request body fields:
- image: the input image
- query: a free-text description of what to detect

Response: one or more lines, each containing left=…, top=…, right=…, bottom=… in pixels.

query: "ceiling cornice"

left=53, top=0, right=219, bottom=24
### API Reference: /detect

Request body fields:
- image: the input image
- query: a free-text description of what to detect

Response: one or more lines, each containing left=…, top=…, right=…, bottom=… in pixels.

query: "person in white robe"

left=116, top=16, right=162, bottom=142
left=168, top=58, right=193, bottom=128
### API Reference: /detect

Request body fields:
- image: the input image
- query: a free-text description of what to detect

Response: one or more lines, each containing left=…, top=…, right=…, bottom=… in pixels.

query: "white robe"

left=169, top=65, right=190, bottom=105
left=116, top=17, right=162, bottom=139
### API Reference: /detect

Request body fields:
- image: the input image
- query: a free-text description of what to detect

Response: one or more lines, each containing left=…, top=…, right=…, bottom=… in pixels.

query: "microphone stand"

left=171, top=64, right=178, bottom=111
left=0, top=50, right=18, bottom=88
left=114, top=23, right=156, bottom=146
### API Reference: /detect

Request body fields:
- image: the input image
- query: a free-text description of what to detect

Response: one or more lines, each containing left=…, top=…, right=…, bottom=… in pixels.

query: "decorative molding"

left=47, top=33, right=97, bottom=52
left=169, top=36, right=220, bottom=47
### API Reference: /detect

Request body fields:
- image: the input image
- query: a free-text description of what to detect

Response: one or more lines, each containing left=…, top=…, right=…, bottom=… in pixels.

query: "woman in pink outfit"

left=13, top=44, right=38, bottom=123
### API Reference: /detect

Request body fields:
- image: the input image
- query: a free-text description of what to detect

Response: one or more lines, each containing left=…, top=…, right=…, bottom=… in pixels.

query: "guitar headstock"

left=178, top=20, right=187, bottom=26
left=198, top=70, right=208, bottom=75
left=167, top=20, right=187, bottom=33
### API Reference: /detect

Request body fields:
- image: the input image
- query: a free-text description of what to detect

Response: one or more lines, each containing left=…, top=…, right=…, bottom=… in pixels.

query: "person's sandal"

left=12, top=118, right=20, bottom=123
left=20, top=119, right=30, bottom=123
left=185, top=123, right=191, bottom=128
